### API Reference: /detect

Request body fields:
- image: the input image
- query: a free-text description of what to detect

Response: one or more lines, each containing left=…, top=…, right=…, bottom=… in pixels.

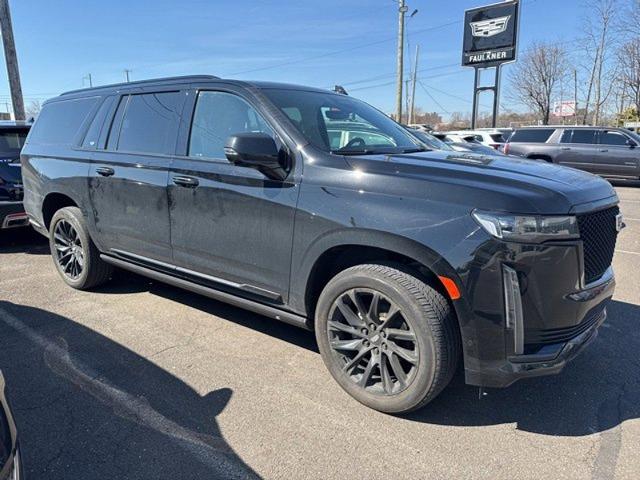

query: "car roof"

left=57, top=75, right=335, bottom=100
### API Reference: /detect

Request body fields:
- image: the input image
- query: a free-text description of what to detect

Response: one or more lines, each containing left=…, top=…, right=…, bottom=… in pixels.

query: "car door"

left=88, top=89, right=186, bottom=264
left=555, top=129, right=599, bottom=173
left=168, top=87, right=299, bottom=304
left=595, top=129, right=640, bottom=177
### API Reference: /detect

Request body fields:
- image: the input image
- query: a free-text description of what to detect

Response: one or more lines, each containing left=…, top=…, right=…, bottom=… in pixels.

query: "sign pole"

left=471, top=68, right=479, bottom=129
left=462, top=0, right=520, bottom=130
left=492, top=64, right=501, bottom=128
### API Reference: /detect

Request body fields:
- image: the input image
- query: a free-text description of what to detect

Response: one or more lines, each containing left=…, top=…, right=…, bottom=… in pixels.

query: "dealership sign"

left=553, top=101, right=577, bottom=117
left=463, top=1, right=520, bottom=68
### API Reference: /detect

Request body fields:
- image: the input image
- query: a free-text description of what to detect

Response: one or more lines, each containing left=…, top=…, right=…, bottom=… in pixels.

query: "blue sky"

left=2, top=0, right=585, bottom=118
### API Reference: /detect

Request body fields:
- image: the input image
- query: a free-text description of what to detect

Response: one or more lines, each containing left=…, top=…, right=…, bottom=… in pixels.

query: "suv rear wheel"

left=49, top=206, right=112, bottom=290
left=315, top=264, right=459, bottom=413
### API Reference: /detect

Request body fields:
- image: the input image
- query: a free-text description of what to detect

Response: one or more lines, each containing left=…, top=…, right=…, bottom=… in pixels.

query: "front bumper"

left=455, top=230, right=616, bottom=389
left=466, top=306, right=608, bottom=388
left=0, top=202, right=28, bottom=230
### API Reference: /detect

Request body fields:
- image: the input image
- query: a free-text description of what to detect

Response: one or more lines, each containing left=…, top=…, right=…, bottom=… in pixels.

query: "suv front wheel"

left=315, top=264, right=459, bottom=414
left=49, top=206, right=113, bottom=290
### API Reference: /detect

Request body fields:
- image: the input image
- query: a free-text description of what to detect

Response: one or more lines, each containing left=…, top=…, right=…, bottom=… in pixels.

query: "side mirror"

left=626, top=139, right=637, bottom=148
left=224, top=133, right=288, bottom=180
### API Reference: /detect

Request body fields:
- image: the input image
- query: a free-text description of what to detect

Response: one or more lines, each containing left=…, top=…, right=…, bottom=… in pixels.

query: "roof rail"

left=60, top=75, right=220, bottom=96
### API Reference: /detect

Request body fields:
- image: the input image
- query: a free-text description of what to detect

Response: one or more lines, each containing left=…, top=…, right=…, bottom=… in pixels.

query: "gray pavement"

left=1, top=181, right=639, bottom=480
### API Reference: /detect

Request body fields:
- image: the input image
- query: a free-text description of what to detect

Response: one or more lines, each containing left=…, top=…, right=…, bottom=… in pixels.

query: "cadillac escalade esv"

left=21, top=76, right=622, bottom=413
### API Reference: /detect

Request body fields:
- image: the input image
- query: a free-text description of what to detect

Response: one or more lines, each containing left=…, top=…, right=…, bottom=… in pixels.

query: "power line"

left=417, top=80, right=450, bottom=115
left=228, top=20, right=460, bottom=77
left=349, top=68, right=465, bottom=92
left=337, top=62, right=460, bottom=88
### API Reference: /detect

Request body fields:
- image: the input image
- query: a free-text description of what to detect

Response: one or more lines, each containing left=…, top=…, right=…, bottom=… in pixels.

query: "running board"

left=100, top=254, right=312, bottom=330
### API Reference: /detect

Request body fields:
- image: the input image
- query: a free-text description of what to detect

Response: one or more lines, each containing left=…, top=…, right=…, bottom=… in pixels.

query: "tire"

left=315, top=264, right=459, bottom=414
left=49, top=206, right=112, bottom=290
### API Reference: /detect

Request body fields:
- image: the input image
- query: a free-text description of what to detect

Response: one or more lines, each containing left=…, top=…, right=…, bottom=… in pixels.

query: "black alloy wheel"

left=327, top=288, right=419, bottom=395
left=53, top=219, right=85, bottom=280
left=48, top=206, right=113, bottom=290
left=315, top=264, right=460, bottom=413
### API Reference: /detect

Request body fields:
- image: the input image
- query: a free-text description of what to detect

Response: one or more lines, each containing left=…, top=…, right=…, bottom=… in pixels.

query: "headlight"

left=472, top=210, right=579, bottom=243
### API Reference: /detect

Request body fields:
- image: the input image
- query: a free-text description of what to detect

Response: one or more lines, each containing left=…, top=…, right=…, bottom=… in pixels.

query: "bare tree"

left=620, top=0, right=640, bottom=37
left=25, top=100, right=41, bottom=119
left=580, top=0, right=620, bottom=125
left=508, top=42, right=568, bottom=125
left=618, top=39, right=640, bottom=115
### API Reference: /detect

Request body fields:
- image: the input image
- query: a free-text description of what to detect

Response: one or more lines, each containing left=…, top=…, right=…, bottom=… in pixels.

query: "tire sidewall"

left=49, top=207, right=93, bottom=289
left=315, top=268, right=438, bottom=414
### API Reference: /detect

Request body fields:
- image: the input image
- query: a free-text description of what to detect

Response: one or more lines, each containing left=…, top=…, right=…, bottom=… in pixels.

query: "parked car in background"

left=408, top=129, right=507, bottom=156
left=477, top=127, right=513, bottom=141
left=0, top=122, right=31, bottom=231
left=505, top=126, right=640, bottom=179
left=449, top=141, right=506, bottom=156
left=432, top=132, right=471, bottom=143
left=406, top=128, right=454, bottom=151
left=0, top=370, right=21, bottom=480
left=23, top=75, right=621, bottom=414
left=445, top=129, right=507, bottom=150
left=407, top=124, right=433, bottom=133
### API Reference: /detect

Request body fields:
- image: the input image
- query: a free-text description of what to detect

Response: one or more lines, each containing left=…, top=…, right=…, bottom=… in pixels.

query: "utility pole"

left=396, top=0, right=407, bottom=122
left=0, top=0, right=25, bottom=120
left=409, top=44, right=419, bottom=125
left=574, top=69, right=578, bottom=126
left=124, top=69, right=131, bottom=82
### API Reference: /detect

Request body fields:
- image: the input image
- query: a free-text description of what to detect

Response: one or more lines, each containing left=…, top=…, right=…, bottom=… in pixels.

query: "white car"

left=444, top=129, right=507, bottom=150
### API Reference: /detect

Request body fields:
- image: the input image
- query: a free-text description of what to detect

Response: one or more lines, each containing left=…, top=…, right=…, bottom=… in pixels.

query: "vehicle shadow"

left=95, top=273, right=640, bottom=437
left=0, top=300, right=261, bottom=480
left=0, top=228, right=48, bottom=255
left=406, top=299, right=640, bottom=437
left=95, top=271, right=318, bottom=353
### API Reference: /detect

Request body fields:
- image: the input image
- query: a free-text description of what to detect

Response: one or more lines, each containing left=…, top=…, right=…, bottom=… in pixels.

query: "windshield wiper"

left=332, top=149, right=378, bottom=155
left=400, top=147, right=431, bottom=153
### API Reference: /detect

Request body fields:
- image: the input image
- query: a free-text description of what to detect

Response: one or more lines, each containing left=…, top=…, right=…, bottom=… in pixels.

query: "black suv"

left=0, top=122, right=30, bottom=231
left=22, top=76, right=622, bottom=413
left=504, top=126, right=640, bottom=178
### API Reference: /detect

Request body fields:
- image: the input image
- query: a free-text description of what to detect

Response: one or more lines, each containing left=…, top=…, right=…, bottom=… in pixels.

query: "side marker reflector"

left=438, top=276, right=461, bottom=300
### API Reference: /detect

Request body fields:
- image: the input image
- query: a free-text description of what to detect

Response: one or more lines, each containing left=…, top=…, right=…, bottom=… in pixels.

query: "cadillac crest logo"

left=470, top=15, right=512, bottom=38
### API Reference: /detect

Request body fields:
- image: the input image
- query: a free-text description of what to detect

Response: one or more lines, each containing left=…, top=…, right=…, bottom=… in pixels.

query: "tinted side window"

left=570, top=129, right=597, bottom=144
left=188, top=91, right=274, bottom=160
left=82, top=96, right=115, bottom=149
left=106, top=96, right=128, bottom=151
left=114, top=92, right=183, bottom=155
left=28, top=97, right=99, bottom=146
left=560, top=130, right=573, bottom=143
left=508, top=129, right=555, bottom=143
left=600, top=130, right=629, bottom=146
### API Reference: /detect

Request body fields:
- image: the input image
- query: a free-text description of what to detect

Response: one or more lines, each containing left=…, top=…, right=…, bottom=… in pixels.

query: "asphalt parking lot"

left=1, top=182, right=639, bottom=480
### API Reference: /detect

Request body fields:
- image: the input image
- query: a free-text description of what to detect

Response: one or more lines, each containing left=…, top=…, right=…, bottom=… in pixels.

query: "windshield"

left=0, top=128, right=29, bottom=160
left=262, top=89, right=424, bottom=155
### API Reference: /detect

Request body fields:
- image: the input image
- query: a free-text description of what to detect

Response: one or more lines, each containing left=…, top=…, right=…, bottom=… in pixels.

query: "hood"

left=344, top=150, right=617, bottom=214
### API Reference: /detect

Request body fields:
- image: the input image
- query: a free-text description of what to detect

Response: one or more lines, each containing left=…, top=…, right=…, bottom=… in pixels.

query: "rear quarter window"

left=27, top=97, right=99, bottom=146
left=508, top=129, right=556, bottom=143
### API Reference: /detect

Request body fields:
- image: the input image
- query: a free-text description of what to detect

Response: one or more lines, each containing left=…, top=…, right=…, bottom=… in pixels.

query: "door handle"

left=172, top=175, right=199, bottom=188
left=96, top=167, right=115, bottom=177
left=599, top=149, right=609, bottom=153
left=561, top=147, right=571, bottom=151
